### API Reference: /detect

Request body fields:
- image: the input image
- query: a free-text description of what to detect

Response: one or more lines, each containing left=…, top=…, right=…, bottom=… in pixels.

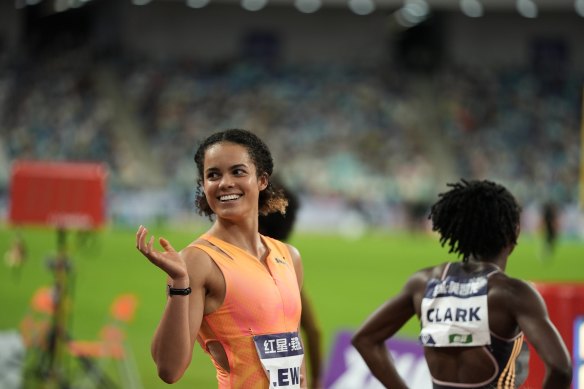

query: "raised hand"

left=136, top=225, right=188, bottom=282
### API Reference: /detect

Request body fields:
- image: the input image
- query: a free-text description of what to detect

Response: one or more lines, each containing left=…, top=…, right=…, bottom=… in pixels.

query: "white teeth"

left=219, top=194, right=241, bottom=201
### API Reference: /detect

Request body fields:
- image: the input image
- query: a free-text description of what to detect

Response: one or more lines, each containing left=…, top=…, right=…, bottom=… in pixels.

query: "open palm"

left=136, top=225, right=188, bottom=281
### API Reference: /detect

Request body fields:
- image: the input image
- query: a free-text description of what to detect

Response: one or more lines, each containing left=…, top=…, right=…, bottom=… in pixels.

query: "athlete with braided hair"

left=352, top=179, right=571, bottom=389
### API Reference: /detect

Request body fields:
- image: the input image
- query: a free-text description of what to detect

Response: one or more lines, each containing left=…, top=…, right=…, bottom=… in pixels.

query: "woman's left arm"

left=287, top=244, right=307, bottom=388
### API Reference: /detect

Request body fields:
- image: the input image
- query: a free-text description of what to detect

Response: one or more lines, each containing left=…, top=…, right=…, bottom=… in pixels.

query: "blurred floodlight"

left=516, top=0, right=538, bottom=18
left=576, top=0, right=584, bottom=17
left=395, top=0, right=428, bottom=26
left=404, top=0, right=429, bottom=18
left=395, top=9, right=417, bottom=27
left=348, top=0, right=376, bottom=15
left=460, top=0, right=483, bottom=17
left=54, top=0, right=69, bottom=12
left=187, top=0, right=211, bottom=8
left=294, top=0, right=321, bottom=13
left=241, top=0, right=268, bottom=11
left=132, top=0, right=153, bottom=5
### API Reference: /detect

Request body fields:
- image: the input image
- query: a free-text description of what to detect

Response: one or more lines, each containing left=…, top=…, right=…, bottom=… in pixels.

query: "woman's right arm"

left=136, top=226, right=210, bottom=383
left=351, top=272, right=425, bottom=389
left=510, top=279, right=572, bottom=389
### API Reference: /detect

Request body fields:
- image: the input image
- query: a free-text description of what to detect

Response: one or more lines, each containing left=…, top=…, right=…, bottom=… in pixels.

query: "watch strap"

left=168, top=285, right=192, bottom=296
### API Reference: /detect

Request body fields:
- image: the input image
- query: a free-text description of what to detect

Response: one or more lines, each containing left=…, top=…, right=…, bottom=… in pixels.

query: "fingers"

left=159, top=237, right=176, bottom=253
left=136, top=225, right=147, bottom=251
left=147, top=235, right=155, bottom=254
left=136, top=225, right=174, bottom=256
left=136, top=225, right=155, bottom=256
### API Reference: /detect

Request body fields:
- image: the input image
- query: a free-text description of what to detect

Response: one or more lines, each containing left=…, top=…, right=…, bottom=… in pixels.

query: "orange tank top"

left=192, top=234, right=302, bottom=388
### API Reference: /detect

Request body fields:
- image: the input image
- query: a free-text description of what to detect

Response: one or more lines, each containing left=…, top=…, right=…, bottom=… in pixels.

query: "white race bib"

left=420, top=276, right=491, bottom=347
left=253, top=332, right=304, bottom=388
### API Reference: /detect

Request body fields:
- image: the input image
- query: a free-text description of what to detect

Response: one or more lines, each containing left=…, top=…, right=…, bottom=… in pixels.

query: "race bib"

left=253, top=332, right=304, bottom=388
left=420, top=276, right=491, bottom=347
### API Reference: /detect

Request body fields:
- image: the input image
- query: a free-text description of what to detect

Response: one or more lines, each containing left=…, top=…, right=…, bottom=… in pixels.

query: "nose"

left=219, top=174, right=235, bottom=189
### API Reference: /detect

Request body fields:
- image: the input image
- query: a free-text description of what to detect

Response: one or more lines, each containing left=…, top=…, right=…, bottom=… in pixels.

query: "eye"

left=206, top=171, right=220, bottom=180
left=232, top=168, right=247, bottom=176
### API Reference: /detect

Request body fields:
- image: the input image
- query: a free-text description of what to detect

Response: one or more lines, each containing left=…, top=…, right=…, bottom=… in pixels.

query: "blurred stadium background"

left=0, top=0, right=584, bottom=388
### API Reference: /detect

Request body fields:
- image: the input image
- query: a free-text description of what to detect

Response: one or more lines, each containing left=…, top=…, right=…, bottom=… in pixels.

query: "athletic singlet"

left=192, top=234, right=302, bottom=389
left=421, top=262, right=525, bottom=389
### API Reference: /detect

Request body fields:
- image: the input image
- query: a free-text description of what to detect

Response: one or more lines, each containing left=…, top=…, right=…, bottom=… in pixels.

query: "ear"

left=258, top=173, right=269, bottom=191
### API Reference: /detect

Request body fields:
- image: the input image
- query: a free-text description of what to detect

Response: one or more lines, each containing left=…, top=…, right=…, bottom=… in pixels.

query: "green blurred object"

left=1, top=225, right=583, bottom=388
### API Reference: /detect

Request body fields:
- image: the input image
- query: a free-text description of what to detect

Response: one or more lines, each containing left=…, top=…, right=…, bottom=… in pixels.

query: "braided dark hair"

left=193, top=129, right=288, bottom=218
left=428, top=179, right=521, bottom=260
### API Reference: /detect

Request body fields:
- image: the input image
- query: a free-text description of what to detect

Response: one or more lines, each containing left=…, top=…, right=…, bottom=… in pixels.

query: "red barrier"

left=523, top=282, right=584, bottom=388
left=9, top=160, right=108, bottom=229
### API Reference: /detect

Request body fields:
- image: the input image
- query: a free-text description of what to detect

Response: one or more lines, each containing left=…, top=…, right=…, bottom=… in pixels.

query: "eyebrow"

left=205, top=163, right=248, bottom=173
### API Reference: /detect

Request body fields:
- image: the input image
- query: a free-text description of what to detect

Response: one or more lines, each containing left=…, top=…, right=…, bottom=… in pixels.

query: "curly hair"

left=193, top=129, right=288, bottom=218
left=258, top=177, right=300, bottom=241
left=428, top=179, right=521, bottom=260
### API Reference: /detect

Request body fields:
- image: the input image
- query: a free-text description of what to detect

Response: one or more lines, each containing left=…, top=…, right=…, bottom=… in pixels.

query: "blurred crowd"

left=0, top=46, right=582, bottom=232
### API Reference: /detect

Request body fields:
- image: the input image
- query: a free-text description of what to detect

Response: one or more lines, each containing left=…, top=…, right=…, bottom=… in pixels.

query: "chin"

left=216, top=205, right=255, bottom=221
left=214, top=206, right=243, bottom=220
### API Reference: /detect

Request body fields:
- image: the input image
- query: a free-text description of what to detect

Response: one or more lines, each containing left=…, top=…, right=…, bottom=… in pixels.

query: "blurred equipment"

left=19, top=231, right=119, bottom=389
left=3, top=233, right=28, bottom=280
left=525, top=283, right=584, bottom=388
left=67, top=294, right=142, bottom=389
left=575, top=316, right=584, bottom=389
left=8, top=160, right=107, bottom=230
left=0, top=330, right=25, bottom=389
left=19, top=289, right=142, bottom=389
left=9, top=160, right=110, bottom=389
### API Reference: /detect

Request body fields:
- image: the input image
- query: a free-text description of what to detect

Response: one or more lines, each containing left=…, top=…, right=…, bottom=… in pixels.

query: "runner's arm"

left=351, top=273, right=425, bottom=389
left=150, top=246, right=212, bottom=383
left=511, top=280, right=572, bottom=389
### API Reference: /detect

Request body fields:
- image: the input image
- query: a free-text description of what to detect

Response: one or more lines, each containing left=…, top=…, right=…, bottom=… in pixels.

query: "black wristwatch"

left=168, top=285, right=192, bottom=296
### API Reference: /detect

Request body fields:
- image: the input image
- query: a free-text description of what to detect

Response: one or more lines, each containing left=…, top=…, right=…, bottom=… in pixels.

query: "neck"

left=465, top=253, right=508, bottom=272
left=208, top=218, right=264, bottom=257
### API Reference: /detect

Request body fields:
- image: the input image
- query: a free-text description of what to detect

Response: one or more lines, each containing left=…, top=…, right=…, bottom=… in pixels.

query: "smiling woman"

left=135, top=129, right=308, bottom=389
left=193, top=129, right=288, bottom=221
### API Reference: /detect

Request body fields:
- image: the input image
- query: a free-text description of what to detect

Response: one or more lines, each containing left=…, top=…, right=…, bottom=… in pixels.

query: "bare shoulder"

left=179, top=240, right=218, bottom=283
left=283, top=243, right=303, bottom=288
left=284, top=243, right=302, bottom=265
left=488, top=273, right=544, bottom=310
left=405, top=262, right=451, bottom=311
left=406, top=262, right=449, bottom=290
left=489, top=273, right=537, bottom=294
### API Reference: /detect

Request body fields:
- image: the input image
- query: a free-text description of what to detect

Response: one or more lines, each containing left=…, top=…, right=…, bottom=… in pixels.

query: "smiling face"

left=202, top=141, right=268, bottom=221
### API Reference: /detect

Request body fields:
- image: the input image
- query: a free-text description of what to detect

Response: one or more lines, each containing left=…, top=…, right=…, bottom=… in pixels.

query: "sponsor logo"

left=449, top=334, right=473, bottom=344
left=420, top=334, right=436, bottom=345
left=431, top=278, right=487, bottom=298
left=324, top=332, right=431, bottom=389
left=274, top=257, right=288, bottom=265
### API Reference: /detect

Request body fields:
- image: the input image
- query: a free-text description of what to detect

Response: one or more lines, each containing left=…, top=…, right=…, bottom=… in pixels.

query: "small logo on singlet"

left=420, top=334, right=436, bottom=345
left=449, top=334, right=473, bottom=344
left=274, top=257, right=287, bottom=265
